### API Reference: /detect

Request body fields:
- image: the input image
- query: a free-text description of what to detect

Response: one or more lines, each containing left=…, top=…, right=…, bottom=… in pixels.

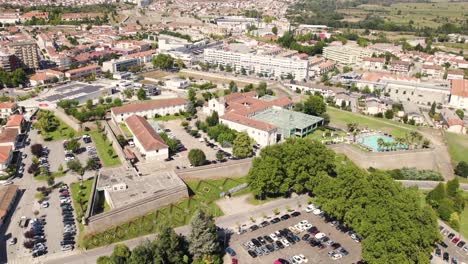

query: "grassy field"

left=461, top=192, right=468, bottom=239
left=327, top=107, right=417, bottom=138
left=154, top=114, right=187, bottom=122
left=82, top=177, right=249, bottom=249
left=140, top=70, right=172, bottom=80
left=338, top=1, right=466, bottom=29
left=118, top=123, right=132, bottom=138
left=444, top=132, right=468, bottom=165
left=39, top=116, right=79, bottom=141
left=89, top=130, right=121, bottom=167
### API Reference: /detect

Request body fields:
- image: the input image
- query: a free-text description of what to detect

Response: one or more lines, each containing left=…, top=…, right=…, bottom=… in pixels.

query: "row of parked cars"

left=435, top=225, right=467, bottom=263
left=28, top=217, right=47, bottom=258
left=59, top=185, right=76, bottom=251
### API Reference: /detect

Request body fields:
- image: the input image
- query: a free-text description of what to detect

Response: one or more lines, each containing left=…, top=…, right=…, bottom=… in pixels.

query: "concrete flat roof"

left=96, top=164, right=186, bottom=209
left=251, top=108, right=323, bottom=134
left=36, top=82, right=108, bottom=103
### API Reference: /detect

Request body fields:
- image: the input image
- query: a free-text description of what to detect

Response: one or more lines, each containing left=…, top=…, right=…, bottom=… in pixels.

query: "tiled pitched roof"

left=125, top=115, right=168, bottom=152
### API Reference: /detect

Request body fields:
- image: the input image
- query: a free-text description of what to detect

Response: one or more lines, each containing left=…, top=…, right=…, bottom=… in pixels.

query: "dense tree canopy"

left=232, top=132, right=254, bottom=159
left=152, top=54, right=174, bottom=70
left=188, top=149, right=206, bottom=167
left=188, top=210, right=220, bottom=260
left=247, top=138, right=440, bottom=263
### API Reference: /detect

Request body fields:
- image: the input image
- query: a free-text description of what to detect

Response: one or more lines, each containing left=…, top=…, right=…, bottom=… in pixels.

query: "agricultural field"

left=338, top=1, right=467, bottom=29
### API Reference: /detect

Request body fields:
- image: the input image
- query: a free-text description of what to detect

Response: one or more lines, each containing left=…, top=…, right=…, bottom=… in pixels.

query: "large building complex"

left=111, top=98, right=188, bottom=122
left=102, top=58, right=139, bottom=73
left=323, top=45, right=373, bottom=65
left=204, top=92, right=323, bottom=146
left=204, top=48, right=309, bottom=81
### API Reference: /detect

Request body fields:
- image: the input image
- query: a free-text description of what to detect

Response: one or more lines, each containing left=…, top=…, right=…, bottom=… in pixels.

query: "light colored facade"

left=111, top=98, right=188, bottom=123
left=8, top=40, right=39, bottom=70
left=125, top=115, right=168, bottom=160
left=220, top=113, right=277, bottom=147
left=203, top=48, right=309, bottom=81
left=362, top=57, right=385, bottom=71
left=0, top=103, right=19, bottom=119
left=421, top=65, right=443, bottom=79
left=165, top=78, right=189, bottom=90
left=65, top=64, right=101, bottom=79
left=102, top=58, right=139, bottom=73
left=449, top=79, right=468, bottom=109
left=323, top=46, right=373, bottom=65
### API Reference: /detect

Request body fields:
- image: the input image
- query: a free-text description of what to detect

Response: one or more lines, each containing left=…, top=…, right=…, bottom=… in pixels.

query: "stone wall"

left=103, top=120, right=131, bottom=168
left=328, top=144, right=438, bottom=171
left=85, top=185, right=188, bottom=234
left=176, top=158, right=253, bottom=180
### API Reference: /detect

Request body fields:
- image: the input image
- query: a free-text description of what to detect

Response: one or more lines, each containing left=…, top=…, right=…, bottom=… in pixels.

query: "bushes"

left=384, top=168, right=443, bottom=181
left=454, top=161, right=468, bottom=178
left=188, top=149, right=206, bottom=167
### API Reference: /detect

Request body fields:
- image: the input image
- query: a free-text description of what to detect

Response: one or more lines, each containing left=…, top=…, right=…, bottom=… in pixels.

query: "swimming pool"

left=357, top=134, right=405, bottom=151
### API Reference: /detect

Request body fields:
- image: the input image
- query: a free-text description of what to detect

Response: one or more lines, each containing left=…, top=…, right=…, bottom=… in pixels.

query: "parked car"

left=226, top=247, right=236, bottom=257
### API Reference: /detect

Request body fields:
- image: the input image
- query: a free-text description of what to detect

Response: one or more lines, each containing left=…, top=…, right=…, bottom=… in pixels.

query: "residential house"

left=449, top=79, right=468, bottom=109
left=440, top=109, right=465, bottom=134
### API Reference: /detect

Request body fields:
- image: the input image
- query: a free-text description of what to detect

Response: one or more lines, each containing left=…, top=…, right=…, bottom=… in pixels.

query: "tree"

left=232, top=132, right=253, bottom=158
left=86, top=158, right=98, bottom=171
left=34, top=110, right=59, bottom=133
left=384, top=109, right=394, bottom=119
left=123, top=89, right=134, bottom=99
left=116, top=135, right=127, bottom=147
left=454, top=161, right=468, bottom=177
left=448, top=212, right=460, bottom=230
left=188, top=210, right=220, bottom=260
left=216, top=151, right=224, bottom=161
left=272, top=26, right=278, bottom=35
left=152, top=228, right=187, bottom=264
left=137, top=88, right=147, bottom=100
left=176, top=58, right=185, bottom=69
left=188, top=88, right=196, bottom=103
left=446, top=178, right=460, bottom=198
left=229, top=81, right=238, bottom=93
left=188, top=149, right=206, bottom=166
left=455, top=109, right=464, bottom=119
left=67, top=160, right=84, bottom=175
left=65, top=139, right=81, bottom=153
left=31, top=144, right=43, bottom=157
left=128, top=241, right=153, bottom=264
left=437, top=198, right=455, bottom=221
left=206, top=111, right=219, bottom=127
left=426, top=182, right=446, bottom=206
left=152, top=54, right=174, bottom=70
left=110, top=244, right=131, bottom=264
left=303, top=95, right=326, bottom=116
left=429, top=102, right=436, bottom=117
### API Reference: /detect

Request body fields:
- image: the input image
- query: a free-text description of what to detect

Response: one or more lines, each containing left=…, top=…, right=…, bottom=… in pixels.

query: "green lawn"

left=39, top=116, right=79, bottom=141
left=34, top=171, right=65, bottom=181
left=461, top=192, right=468, bottom=239
left=444, top=132, right=468, bottom=164
left=89, top=130, right=121, bottom=167
left=306, top=127, right=346, bottom=141
left=118, top=123, right=132, bottom=138
left=154, top=114, right=187, bottom=122
left=327, top=107, right=417, bottom=138
left=82, top=177, right=249, bottom=249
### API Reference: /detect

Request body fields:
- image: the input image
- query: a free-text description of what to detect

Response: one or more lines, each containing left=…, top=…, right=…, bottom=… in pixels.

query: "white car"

left=292, top=255, right=304, bottom=264
left=288, top=226, right=298, bottom=233
left=128, top=141, right=135, bottom=147
left=305, top=204, right=315, bottom=213
left=297, top=254, right=308, bottom=263
left=332, top=254, right=343, bottom=260
left=294, top=224, right=305, bottom=232
left=299, top=220, right=309, bottom=226
left=312, top=209, right=322, bottom=215
left=41, top=202, right=49, bottom=208
left=21, top=153, right=27, bottom=159
left=315, top=232, right=326, bottom=239
left=8, top=237, right=17, bottom=245
left=269, top=233, right=278, bottom=241
left=303, top=223, right=313, bottom=230
left=61, top=244, right=74, bottom=251
left=281, top=239, right=290, bottom=247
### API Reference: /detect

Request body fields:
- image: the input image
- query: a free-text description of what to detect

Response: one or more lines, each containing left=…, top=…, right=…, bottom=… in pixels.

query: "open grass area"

left=81, top=177, right=249, bottom=249
left=70, top=179, right=94, bottom=221
left=337, top=2, right=466, bottom=29
left=39, top=115, right=79, bottom=141
left=89, top=130, right=121, bottom=167
left=327, top=107, right=417, bottom=138
left=33, top=171, right=65, bottom=181
left=140, top=70, right=172, bottom=80
left=154, top=114, right=188, bottom=122
left=444, top=132, right=468, bottom=165
left=118, top=123, right=132, bottom=138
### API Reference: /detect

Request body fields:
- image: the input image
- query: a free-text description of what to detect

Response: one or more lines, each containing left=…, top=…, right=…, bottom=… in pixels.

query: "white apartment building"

left=204, top=48, right=309, bottom=81
left=102, top=58, right=139, bottom=73
left=111, top=98, right=188, bottom=123
left=449, top=79, right=468, bottom=109
left=323, top=46, right=373, bottom=65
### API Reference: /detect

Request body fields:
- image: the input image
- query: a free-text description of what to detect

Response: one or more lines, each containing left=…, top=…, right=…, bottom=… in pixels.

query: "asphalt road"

left=43, top=195, right=309, bottom=264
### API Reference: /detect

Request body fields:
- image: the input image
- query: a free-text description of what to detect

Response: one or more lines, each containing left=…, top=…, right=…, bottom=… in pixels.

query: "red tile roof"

left=0, top=102, right=16, bottom=109
left=112, top=98, right=187, bottom=115
left=451, top=79, right=468, bottom=98
left=5, top=115, right=23, bottom=128
left=0, top=128, right=18, bottom=144
left=125, top=115, right=168, bottom=152
left=0, top=145, right=12, bottom=163
left=65, top=64, right=100, bottom=75
left=0, top=184, right=17, bottom=220
left=221, top=112, right=276, bottom=132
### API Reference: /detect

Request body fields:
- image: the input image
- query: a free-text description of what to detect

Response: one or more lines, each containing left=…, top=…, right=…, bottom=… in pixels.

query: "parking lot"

left=227, top=207, right=362, bottom=264
left=432, top=222, right=468, bottom=263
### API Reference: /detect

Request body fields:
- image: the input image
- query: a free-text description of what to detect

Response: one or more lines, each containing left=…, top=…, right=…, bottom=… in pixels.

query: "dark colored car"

left=257, top=236, right=266, bottom=245
left=291, top=211, right=301, bottom=217
left=251, top=239, right=261, bottom=247
left=270, top=218, right=281, bottom=224
left=435, top=247, right=441, bottom=257
left=440, top=241, right=449, bottom=248
left=443, top=252, right=449, bottom=262
left=249, top=225, right=259, bottom=232
left=265, top=244, right=274, bottom=252
left=247, top=250, right=257, bottom=258
left=276, top=240, right=285, bottom=249
left=264, top=235, right=273, bottom=243
left=259, top=221, right=270, bottom=227
left=226, top=247, right=236, bottom=257
left=302, top=234, right=311, bottom=241
left=280, top=214, right=290, bottom=221
left=277, top=258, right=290, bottom=264
left=456, top=241, right=465, bottom=248
left=448, top=233, right=456, bottom=239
